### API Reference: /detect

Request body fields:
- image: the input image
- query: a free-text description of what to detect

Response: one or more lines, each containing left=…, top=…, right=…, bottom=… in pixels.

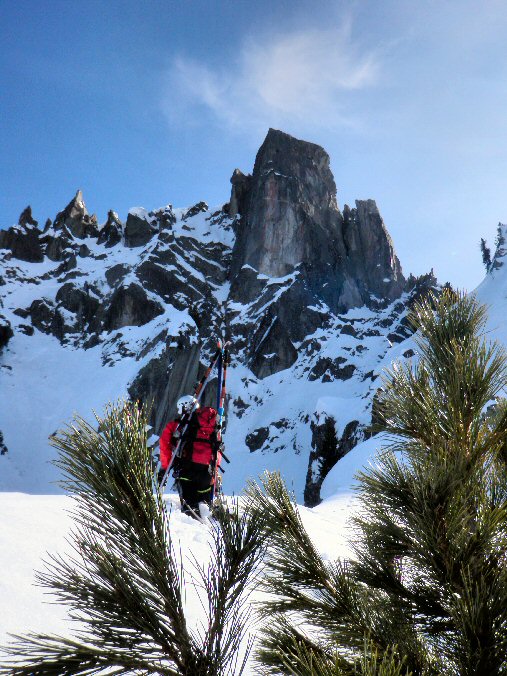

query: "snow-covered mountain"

left=1, top=129, right=435, bottom=502
left=3, top=132, right=507, bottom=672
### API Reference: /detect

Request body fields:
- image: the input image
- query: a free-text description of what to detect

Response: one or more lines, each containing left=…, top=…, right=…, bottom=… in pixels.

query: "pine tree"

left=480, top=237, right=492, bottom=271
left=248, top=290, right=507, bottom=675
left=495, top=224, right=505, bottom=250
left=0, top=401, right=264, bottom=675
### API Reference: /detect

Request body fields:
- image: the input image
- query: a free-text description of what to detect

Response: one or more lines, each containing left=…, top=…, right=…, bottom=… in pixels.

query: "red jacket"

left=159, top=420, right=179, bottom=470
left=159, top=408, right=222, bottom=470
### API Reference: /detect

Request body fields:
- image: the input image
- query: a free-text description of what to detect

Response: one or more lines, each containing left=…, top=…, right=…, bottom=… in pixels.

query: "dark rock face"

left=304, top=417, right=362, bottom=507
left=226, top=128, right=407, bottom=398
left=153, top=206, right=177, bottom=230
left=105, top=263, right=130, bottom=288
left=0, top=316, right=13, bottom=349
left=97, top=211, right=122, bottom=247
left=124, top=212, right=157, bottom=247
left=136, top=261, right=191, bottom=305
left=250, top=315, right=298, bottom=378
left=29, top=299, right=56, bottom=335
left=246, top=426, right=269, bottom=452
left=0, top=205, right=43, bottom=263
left=129, top=342, right=200, bottom=434
left=229, top=265, right=266, bottom=305
left=230, top=128, right=404, bottom=313
left=231, top=128, right=338, bottom=280
left=308, top=357, right=355, bottom=382
left=183, top=202, right=208, bottom=220
left=342, top=201, right=404, bottom=304
left=55, top=283, right=100, bottom=332
left=103, top=283, right=164, bottom=331
left=0, top=226, right=43, bottom=263
left=41, top=232, right=73, bottom=262
left=19, top=206, right=38, bottom=228
left=229, top=170, right=252, bottom=217
left=54, top=190, right=99, bottom=239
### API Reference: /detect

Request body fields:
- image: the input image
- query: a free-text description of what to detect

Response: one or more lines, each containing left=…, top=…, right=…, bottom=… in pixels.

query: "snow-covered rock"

left=0, top=129, right=426, bottom=503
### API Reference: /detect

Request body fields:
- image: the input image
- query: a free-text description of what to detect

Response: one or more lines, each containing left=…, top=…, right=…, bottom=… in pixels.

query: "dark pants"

left=176, top=460, right=213, bottom=517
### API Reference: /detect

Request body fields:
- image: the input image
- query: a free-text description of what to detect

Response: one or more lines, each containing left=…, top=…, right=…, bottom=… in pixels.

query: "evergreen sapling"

left=248, top=290, right=507, bottom=675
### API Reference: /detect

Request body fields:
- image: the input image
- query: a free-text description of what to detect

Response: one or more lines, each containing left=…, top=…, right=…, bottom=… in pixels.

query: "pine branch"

left=252, top=290, right=507, bottom=675
left=0, top=402, right=265, bottom=675
left=246, top=473, right=425, bottom=674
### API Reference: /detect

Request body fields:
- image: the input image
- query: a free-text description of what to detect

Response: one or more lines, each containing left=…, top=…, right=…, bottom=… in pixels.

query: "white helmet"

left=176, top=395, right=198, bottom=416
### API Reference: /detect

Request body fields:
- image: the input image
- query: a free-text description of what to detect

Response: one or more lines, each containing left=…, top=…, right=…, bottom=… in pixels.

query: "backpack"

left=181, top=406, right=220, bottom=467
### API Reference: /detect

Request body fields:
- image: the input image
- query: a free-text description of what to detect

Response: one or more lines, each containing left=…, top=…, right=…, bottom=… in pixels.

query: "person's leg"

left=193, top=464, right=213, bottom=510
left=178, top=464, right=213, bottom=518
left=178, top=477, right=200, bottom=516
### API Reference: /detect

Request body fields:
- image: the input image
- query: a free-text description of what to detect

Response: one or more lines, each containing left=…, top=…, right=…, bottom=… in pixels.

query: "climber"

left=158, top=395, right=223, bottom=518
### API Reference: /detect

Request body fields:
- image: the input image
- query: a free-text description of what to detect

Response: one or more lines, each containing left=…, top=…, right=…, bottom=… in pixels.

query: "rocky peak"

left=182, top=201, right=208, bottom=221
left=230, top=128, right=405, bottom=314
left=18, top=206, right=38, bottom=229
left=252, top=128, right=338, bottom=212
left=231, top=128, right=340, bottom=280
left=53, top=190, right=98, bottom=239
left=97, top=210, right=123, bottom=247
left=229, top=169, right=252, bottom=217
left=341, top=199, right=404, bottom=303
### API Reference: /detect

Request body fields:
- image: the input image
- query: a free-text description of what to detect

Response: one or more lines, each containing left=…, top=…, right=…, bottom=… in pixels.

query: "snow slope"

left=0, top=481, right=362, bottom=672
left=0, top=198, right=416, bottom=501
left=3, top=221, right=507, bottom=670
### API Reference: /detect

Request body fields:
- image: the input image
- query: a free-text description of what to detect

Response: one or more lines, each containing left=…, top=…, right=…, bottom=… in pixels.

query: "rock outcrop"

left=19, top=206, right=38, bottom=229
left=97, top=211, right=122, bottom=247
left=226, top=129, right=406, bottom=396
left=0, top=316, right=13, bottom=350
left=0, top=206, right=43, bottom=263
left=304, top=417, right=362, bottom=507
left=0, top=224, right=43, bottom=263
left=53, top=190, right=99, bottom=239
left=230, top=128, right=404, bottom=311
left=124, top=211, right=158, bottom=248
left=103, top=283, right=164, bottom=331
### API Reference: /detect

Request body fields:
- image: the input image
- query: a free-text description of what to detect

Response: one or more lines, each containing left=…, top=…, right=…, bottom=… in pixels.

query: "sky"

left=2, top=0, right=507, bottom=291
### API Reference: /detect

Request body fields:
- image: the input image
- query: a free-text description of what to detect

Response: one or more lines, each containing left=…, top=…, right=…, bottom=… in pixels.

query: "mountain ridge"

left=0, top=129, right=434, bottom=503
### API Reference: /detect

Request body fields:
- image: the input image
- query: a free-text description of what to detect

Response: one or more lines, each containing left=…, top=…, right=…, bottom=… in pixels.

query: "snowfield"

left=0, top=474, right=363, bottom=672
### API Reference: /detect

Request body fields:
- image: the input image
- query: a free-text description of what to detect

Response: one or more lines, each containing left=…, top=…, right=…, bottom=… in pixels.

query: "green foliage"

left=246, top=472, right=415, bottom=675
left=480, top=238, right=492, bottom=272
left=0, top=401, right=264, bottom=675
left=4, top=289, right=507, bottom=674
left=249, top=290, right=507, bottom=675
left=495, top=224, right=505, bottom=250
left=361, top=290, right=507, bottom=674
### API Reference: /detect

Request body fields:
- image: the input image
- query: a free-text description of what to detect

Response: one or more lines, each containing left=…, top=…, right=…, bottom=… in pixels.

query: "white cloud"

left=164, top=20, right=381, bottom=133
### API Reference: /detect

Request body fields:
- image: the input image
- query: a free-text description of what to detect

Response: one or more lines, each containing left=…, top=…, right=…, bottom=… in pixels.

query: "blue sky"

left=2, top=0, right=507, bottom=290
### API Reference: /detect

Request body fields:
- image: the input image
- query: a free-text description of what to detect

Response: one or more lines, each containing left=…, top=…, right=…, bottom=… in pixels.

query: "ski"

left=211, top=342, right=230, bottom=501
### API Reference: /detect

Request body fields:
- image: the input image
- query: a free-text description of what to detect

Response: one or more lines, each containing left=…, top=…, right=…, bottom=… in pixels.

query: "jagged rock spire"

left=53, top=190, right=98, bottom=239
left=18, top=206, right=38, bottom=229
left=230, top=128, right=405, bottom=313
